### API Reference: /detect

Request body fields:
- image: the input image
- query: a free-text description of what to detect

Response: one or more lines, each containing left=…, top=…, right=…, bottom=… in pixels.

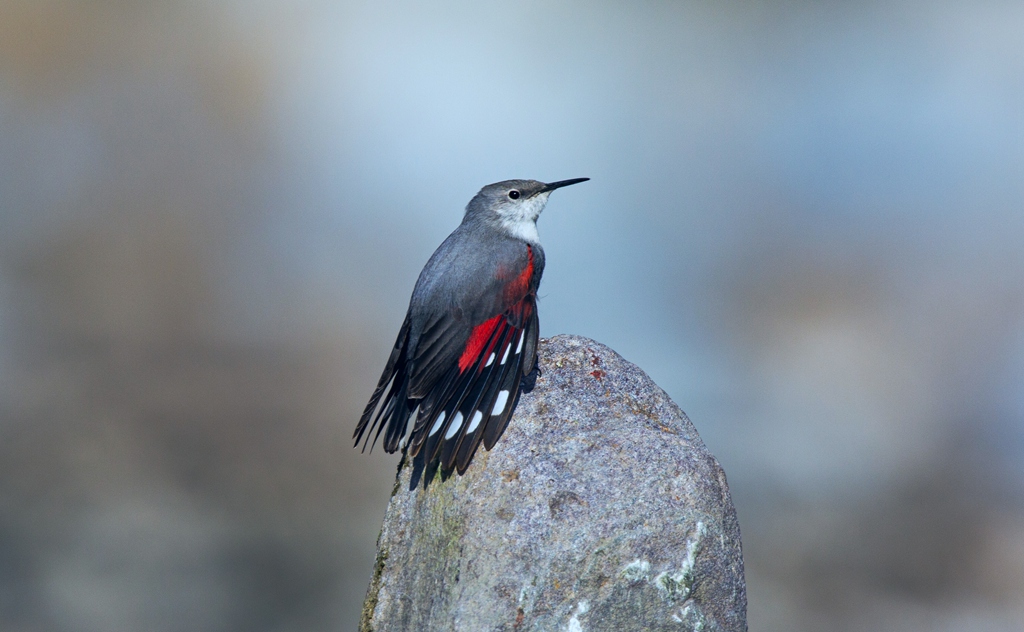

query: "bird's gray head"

left=465, top=178, right=589, bottom=243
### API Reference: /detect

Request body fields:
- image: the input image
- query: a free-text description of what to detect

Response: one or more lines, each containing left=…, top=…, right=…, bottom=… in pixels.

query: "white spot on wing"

left=501, top=341, right=511, bottom=364
left=486, top=352, right=495, bottom=366
left=492, top=390, right=509, bottom=415
left=516, top=332, right=524, bottom=354
left=467, top=410, right=483, bottom=433
left=444, top=412, right=463, bottom=439
left=428, top=411, right=446, bottom=437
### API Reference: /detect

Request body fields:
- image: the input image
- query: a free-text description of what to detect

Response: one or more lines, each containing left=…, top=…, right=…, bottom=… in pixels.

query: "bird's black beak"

left=539, top=177, right=590, bottom=193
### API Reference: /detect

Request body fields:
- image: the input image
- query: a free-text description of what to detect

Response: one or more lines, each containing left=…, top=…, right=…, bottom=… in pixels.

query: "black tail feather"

left=354, top=315, right=412, bottom=452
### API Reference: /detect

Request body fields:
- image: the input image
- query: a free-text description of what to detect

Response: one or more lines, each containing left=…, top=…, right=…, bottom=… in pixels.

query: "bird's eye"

left=508, top=190, right=521, bottom=200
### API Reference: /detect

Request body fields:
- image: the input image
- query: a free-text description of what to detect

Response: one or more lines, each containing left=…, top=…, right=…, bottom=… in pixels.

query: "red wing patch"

left=458, top=315, right=502, bottom=372
left=502, top=245, right=534, bottom=304
left=456, top=245, right=533, bottom=374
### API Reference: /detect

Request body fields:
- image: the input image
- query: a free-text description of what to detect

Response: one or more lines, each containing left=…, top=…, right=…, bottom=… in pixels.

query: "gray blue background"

left=2, top=1, right=1023, bottom=630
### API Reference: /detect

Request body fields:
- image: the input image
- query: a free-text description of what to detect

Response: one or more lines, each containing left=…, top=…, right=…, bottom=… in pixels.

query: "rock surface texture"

left=360, top=335, right=746, bottom=631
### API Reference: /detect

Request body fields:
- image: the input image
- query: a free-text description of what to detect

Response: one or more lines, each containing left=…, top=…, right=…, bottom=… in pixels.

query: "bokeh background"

left=2, top=1, right=1023, bottom=630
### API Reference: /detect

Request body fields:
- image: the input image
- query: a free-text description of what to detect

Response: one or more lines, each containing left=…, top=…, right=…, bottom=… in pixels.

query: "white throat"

left=499, top=192, right=549, bottom=244
left=501, top=216, right=541, bottom=243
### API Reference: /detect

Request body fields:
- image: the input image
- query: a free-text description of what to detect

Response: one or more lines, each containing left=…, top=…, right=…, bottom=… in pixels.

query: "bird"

left=354, top=177, right=589, bottom=476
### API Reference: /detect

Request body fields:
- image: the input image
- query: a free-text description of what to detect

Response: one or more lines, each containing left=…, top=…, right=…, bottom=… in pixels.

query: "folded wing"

left=409, top=296, right=537, bottom=474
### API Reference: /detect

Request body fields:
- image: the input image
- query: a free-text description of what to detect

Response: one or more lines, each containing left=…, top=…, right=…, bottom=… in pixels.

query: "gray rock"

left=360, top=335, right=746, bottom=632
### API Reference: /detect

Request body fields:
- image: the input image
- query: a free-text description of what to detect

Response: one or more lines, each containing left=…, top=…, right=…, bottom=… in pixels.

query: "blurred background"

left=1, top=0, right=1023, bottom=630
